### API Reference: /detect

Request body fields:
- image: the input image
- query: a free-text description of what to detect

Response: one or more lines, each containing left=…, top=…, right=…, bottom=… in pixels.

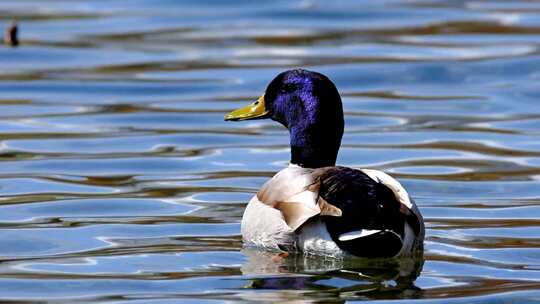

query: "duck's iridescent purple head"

left=225, top=69, right=344, bottom=168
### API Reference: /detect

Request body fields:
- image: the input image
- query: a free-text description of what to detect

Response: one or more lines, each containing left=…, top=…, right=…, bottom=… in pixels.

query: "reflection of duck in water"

left=225, top=69, right=424, bottom=258
left=241, top=248, right=424, bottom=301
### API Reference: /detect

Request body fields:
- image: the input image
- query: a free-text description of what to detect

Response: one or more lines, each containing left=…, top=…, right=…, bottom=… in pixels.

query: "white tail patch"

left=360, top=169, right=413, bottom=209
left=338, top=229, right=382, bottom=241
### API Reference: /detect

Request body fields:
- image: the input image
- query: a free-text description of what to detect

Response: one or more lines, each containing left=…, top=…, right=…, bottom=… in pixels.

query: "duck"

left=224, top=69, right=424, bottom=258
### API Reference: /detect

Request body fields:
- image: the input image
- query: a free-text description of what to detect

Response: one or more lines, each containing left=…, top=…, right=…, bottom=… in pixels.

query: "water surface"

left=1, top=0, right=540, bottom=302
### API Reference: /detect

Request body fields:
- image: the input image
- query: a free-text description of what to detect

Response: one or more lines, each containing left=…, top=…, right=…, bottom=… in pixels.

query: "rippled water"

left=1, top=0, right=540, bottom=302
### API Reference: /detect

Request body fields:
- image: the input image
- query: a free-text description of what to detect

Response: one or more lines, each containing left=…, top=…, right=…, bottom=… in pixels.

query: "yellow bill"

left=224, top=95, right=270, bottom=121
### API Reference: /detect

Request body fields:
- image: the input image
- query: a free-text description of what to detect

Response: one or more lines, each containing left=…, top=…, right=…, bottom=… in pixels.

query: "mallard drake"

left=225, top=69, right=424, bottom=258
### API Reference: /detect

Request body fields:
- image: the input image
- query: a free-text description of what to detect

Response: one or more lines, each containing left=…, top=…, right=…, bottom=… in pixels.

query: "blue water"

left=1, top=0, right=540, bottom=302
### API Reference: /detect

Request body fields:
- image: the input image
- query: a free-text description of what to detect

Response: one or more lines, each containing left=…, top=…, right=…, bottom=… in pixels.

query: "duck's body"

left=225, top=69, right=424, bottom=258
left=241, top=165, right=423, bottom=257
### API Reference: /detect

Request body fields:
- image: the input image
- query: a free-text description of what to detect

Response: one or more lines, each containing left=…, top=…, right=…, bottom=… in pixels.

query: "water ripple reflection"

left=0, top=0, right=539, bottom=302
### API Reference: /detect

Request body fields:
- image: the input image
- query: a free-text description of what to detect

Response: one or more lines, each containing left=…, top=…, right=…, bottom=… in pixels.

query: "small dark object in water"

left=4, top=21, right=18, bottom=47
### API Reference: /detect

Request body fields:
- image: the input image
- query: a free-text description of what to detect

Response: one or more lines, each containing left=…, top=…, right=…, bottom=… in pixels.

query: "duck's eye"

left=281, top=83, right=296, bottom=93
left=254, top=101, right=259, bottom=105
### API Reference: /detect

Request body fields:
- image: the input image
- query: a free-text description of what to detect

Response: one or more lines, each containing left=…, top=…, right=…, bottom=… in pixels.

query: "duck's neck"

left=289, top=124, right=342, bottom=168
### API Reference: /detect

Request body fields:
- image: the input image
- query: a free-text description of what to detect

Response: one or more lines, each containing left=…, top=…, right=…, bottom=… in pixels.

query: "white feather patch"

left=360, top=169, right=413, bottom=209
left=241, top=195, right=295, bottom=250
left=298, top=218, right=343, bottom=256
left=286, top=190, right=318, bottom=209
left=338, top=229, right=382, bottom=241
left=288, top=163, right=301, bottom=168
